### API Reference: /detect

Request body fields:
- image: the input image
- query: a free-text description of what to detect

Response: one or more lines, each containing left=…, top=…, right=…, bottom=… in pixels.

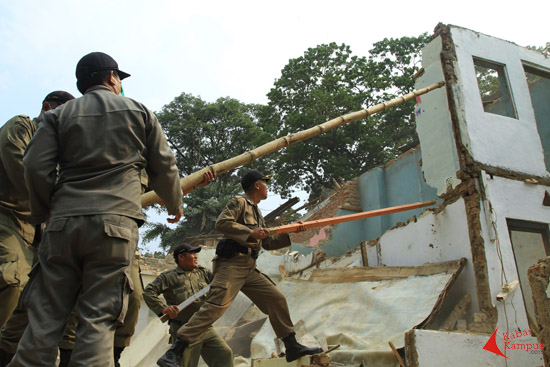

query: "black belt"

left=216, top=239, right=259, bottom=259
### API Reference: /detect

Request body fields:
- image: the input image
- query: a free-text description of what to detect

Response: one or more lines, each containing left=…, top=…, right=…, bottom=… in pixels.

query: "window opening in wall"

left=473, top=58, right=517, bottom=118
left=523, top=63, right=550, bottom=172
left=506, top=219, right=549, bottom=328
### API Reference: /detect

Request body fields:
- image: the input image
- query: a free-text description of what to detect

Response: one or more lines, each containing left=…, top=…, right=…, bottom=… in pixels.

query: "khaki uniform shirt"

left=23, top=85, right=183, bottom=224
left=0, top=115, right=38, bottom=244
left=143, top=265, right=212, bottom=324
left=215, top=194, right=290, bottom=251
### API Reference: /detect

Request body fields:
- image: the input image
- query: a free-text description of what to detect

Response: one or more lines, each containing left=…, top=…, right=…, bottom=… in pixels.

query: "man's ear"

left=42, top=101, right=51, bottom=112
left=108, top=71, right=117, bottom=86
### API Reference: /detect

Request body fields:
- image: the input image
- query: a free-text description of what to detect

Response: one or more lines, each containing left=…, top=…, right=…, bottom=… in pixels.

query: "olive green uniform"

left=58, top=252, right=144, bottom=350
left=176, top=195, right=294, bottom=344
left=0, top=115, right=38, bottom=330
left=143, top=265, right=233, bottom=367
left=8, top=85, right=183, bottom=367
left=59, top=174, right=150, bottom=356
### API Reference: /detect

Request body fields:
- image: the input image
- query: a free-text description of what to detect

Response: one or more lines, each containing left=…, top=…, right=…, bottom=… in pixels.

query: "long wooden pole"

left=141, top=81, right=445, bottom=208
left=266, top=200, right=436, bottom=235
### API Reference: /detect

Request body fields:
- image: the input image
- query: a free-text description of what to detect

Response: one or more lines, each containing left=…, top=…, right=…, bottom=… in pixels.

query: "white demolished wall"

left=411, top=329, right=543, bottom=366
left=415, top=35, right=461, bottom=195
left=449, top=26, right=550, bottom=176
left=376, top=199, right=478, bottom=314
left=479, top=172, right=550, bottom=332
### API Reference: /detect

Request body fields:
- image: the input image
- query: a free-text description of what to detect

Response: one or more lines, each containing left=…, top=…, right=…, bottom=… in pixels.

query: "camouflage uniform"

left=143, top=264, right=233, bottom=367
left=8, top=85, right=183, bottom=367
left=176, top=194, right=294, bottom=343
left=0, top=115, right=38, bottom=330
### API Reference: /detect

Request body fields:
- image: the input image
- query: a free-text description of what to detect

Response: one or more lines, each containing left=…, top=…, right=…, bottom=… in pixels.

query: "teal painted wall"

left=529, top=78, right=550, bottom=172
left=291, top=148, right=438, bottom=257
left=359, top=149, right=438, bottom=243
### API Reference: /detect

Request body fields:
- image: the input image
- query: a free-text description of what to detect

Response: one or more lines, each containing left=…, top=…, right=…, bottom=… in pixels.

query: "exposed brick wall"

left=435, top=23, right=497, bottom=332
left=528, top=257, right=550, bottom=366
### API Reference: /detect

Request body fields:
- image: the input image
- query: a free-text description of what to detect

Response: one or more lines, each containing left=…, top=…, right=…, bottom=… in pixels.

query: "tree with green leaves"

left=143, top=33, right=432, bottom=250
left=265, top=34, right=430, bottom=199
left=141, top=94, right=270, bottom=250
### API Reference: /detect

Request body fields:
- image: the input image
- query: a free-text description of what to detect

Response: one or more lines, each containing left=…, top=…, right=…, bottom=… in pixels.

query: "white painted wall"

left=449, top=26, right=550, bottom=176
left=412, top=329, right=544, bottom=366
left=415, top=36, right=461, bottom=195
left=376, top=199, right=478, bottom=314
left=479, top=172, right=550, bottom=332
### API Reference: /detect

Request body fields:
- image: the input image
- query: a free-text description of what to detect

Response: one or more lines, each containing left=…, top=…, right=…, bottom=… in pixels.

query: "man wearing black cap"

left=143, top=243, right=233, bottom=367
left=158, top=170, right=322, bottom=367
left=0, top=91, right=74, bottom=334
left=8, top=52, right=184, bottom=367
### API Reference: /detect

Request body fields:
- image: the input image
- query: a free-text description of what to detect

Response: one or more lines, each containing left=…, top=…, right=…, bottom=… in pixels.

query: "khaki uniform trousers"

left=8, top=215, right=138, bottom=367
left=177, top=253, right=294, bottom=343
left=169, top=323, right=233, bottom=367
left=59, top=255, right=143, bottom=350
left=0, top=224, right=33, bottom=330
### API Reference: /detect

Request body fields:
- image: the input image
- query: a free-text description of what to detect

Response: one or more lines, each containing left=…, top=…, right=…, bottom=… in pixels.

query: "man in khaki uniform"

left=0, top=91, right=74, bottom=333
left=158, top=171, right=322, bottom=367
left=144, top=243, right=233, bottom=367
left=8, top=52, right=183, bottom=367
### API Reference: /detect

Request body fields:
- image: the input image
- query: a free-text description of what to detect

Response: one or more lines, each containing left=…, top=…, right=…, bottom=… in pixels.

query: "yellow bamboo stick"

left=141, top=81, right=445, bottom=208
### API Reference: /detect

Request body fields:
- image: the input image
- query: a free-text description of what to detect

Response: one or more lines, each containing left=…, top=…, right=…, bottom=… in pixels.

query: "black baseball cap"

left=241, top=170, right=271, bottom=191
left=173, top=243, right=201, bottom=260
left=43, top=91, right=75, bottom=105
left=76, top=52, right=131, bottom=81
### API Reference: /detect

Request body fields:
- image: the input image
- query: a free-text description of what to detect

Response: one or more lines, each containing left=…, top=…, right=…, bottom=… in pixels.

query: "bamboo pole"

left=141, top=81, right=445, bottom=208
left=265, top=200, right=436, bottom=235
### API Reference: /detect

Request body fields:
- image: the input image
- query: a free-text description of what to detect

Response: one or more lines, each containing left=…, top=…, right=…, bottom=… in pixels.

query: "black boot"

left=281, top=332, right=323, bottom=362
left=157, top=339, right=188, bottom=367
left=0, top=348, right=14, bottom=367
left=113, top=346, right=125, bottom=367
left=58, top=348, right=72, bottom=367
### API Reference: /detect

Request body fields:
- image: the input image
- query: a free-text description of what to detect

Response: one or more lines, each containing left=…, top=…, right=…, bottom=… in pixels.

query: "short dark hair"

left=76, top=70, right=116, bottom=94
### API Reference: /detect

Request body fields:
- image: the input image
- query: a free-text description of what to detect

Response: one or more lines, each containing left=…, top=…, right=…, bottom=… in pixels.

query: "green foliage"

left=265, top=34, right=430, bottom=198
left=157, top=94, right=270, bottom=177
left=527, top=42, right=550, bottom=57
left=143, top=94, right=270, bottom=250
left=144, top=33, right=433, bottom=246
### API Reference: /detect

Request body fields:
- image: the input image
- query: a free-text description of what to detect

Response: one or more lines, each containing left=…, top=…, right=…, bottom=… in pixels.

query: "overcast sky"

left=1, top=1, right=548, bottom=251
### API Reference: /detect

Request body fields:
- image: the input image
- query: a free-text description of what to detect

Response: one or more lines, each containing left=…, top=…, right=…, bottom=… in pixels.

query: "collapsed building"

left=123, top=24, right=550, bottom=366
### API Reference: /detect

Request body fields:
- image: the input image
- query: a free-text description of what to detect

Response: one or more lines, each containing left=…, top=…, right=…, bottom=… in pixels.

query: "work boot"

left=114, top=346, right=125, bottom=367
left=58, top=348, right=72, bottom=367
left=0, top=348, right=14, bottom=367
left=281, top=332, right=323, bottom=362
left=157, top=338, right=188, bottom=367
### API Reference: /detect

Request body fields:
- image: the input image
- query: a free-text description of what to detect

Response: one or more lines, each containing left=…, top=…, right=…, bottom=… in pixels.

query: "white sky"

left=1, top=0, right=548, bottom=252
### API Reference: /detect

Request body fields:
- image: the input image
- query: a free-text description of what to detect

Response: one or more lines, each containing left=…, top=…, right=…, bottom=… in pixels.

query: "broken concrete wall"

left=374, top=198, right=478, bottom=322
left=415, top=35, right=462, bottom=196
left=482, top=174, right=550, bottom=334
left=290, top=180, right=365, bottom=257
left=528, top=257, right=550, bottom=366
left=358, top=147, right=438, bottom=242
left=435, top=26, right=550, bottom=177
left=407, top=24, right=550, bottom=365
left=406, top=329, right=544, bottom=366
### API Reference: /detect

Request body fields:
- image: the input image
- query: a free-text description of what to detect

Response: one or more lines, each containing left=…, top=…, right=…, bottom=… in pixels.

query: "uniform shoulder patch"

left=15, top=125, right=27, bottom=140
